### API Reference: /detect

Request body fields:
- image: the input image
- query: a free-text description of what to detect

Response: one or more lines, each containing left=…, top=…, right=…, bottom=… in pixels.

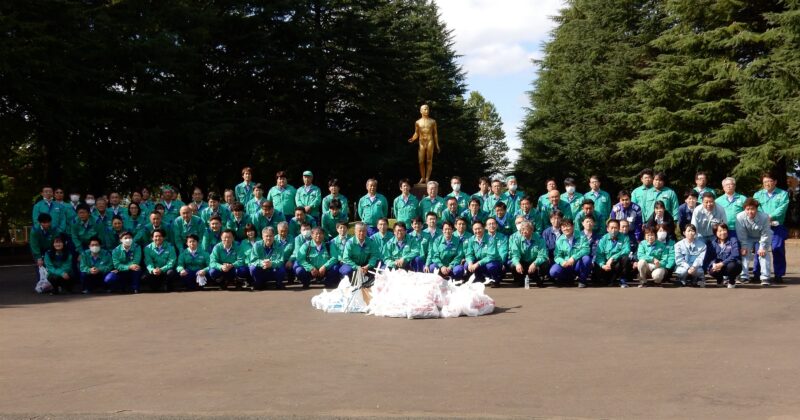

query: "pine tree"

left=466, top=91, right=509, bottom=176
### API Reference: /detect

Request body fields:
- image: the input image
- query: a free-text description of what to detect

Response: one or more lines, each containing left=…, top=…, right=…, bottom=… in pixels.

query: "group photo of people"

left=29, top=167, right=789, bottom=294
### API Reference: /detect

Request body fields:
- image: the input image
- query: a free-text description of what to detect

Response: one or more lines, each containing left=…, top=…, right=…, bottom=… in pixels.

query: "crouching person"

left=177, top=234, right=210, bottom=291
left=382, top=222, right=423, bottom=272
left=44, top=235, right=74, bottom=294
left=464, top=221, right=503, bottom=285
left=674, top=224, right=707, bottom=287
left=79, top=236, right=112, bottom=293
left=340, top=222, right=381, bottom=283
left=107, top=231, right=143, bottom=293
left=144, top=229, right=178, bottom=292
left=593, top=219, right=632, bottom=288
left=636, top=227, right=668, bottom=287
left=549, top=219, right=591, bottom=287
left=707, top=223, right=742, bottom=288
left=509, top=220, right=549, bottom=288
left=426, top=221, right=465, bottom=280
left=250, top=227, right=287, bottom=290
left=296, top=227, right=338, bottom=288
left=209, top=229, right=247, bottom=290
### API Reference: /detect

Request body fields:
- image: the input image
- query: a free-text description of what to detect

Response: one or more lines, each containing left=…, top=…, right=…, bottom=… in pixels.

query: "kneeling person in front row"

left=426, top=221, right=465, bottom=280
left=593, top=219, right=632, bottom=288
left=340, top=222, right=381, bottom=283
left=79, top=236, right=112, bottom=294
left=177, top=234, right=210, bottom=291
left=382, top=222, right=423, bottom=272
left=144, top=229, right=178, bottom=292
left=107, top=231, right=142, bottom=293
left=674, top=224, right=707, bottom=287
left=296, top=227, right=339, bottom=288
left=509, top=220, right=548, bottom=288
left=250, top=227, right=288, bottom=290
left=636, top=227, right=668, bottom=287
left=549, top=219, right=591, bottom=287
left=209, top=229, right=247, bottom=290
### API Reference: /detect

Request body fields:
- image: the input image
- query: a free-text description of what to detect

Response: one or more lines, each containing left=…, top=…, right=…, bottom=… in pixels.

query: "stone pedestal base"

left=411, top=183, right=427, bottom=200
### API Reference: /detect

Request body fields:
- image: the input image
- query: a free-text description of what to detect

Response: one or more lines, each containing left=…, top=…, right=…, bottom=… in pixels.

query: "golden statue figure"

left=408, top=104, right=440, bottom=184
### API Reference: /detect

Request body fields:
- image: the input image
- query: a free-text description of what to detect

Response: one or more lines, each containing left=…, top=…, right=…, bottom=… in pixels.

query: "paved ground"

left=1, top=244, right=800, bottom=419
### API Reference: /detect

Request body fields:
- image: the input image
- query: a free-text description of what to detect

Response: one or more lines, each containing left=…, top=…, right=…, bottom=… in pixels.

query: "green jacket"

left=200, top=205, right=231, bottom=224
left=392, top=194, right=420, bottom=227
left=583, top=190, right=612, bottom=221
left=382, top=236, right=421, bottom=268
left=321, top=211, right=348, bottom=240
left=172, top=216, right=206, bottom=248
left=288, top=216, right=318, bottom=239
left=440, top=209, right=462, bottom=227
left=298, top=240, right=337, bottom=271
left=267, top=185, right=298, bottom=218
left=342, top=237, right=381, bottom=268
left=659, top=239, right=676, bottom=269
left=238, top=239, right=261, bottom=266
left=753, top=188, right=790, bottom=225
left=30, top=225, right=60, bottom=259
left=135, top=223, right=173, bottom=248
left=112, top=244, right=142, bottom=271
left=560, top=192, right=585, bottom=217
left=486, top=232, right=509, bottom=262
left=501, top=191, right=525, bottom=216
left=538, top=200, right=574, bottom=231
left=322, top=194, right=349, bottom=218
left=209, top=243, right=244, bottom=269
left=144, top=243, right=177, bottom=272
left=715, top=193, right=747, bottom=228
left=460, top=209, right=489, bottom=225
left=44, top=251, right=72, bottom=277
left=645, top=187, right=679, bottom=222
left=594, top=234, right=631, bottom=266
left=32, top=199, right=65, bottom=230
left=418, top=196, right=446, bottom=221
left=291, top=235, right=311, bottom=261
left=694, top=186, right=717, bottom=198
left=226, top=216, right=251, bottom=241
left=202, top=228, right=223, bottom=253
left=70, top=219, right=102, bottom=252
left=276, top=236, right=294, bottom=263
left=483, top=194, right=504, bottom=215
left=427, top=235, right=464, bottom=268
left=61, top=202, right=78, bottom=231
left=509, top=234, right=548, bottom=266
left=637, top=240, right=668, bottom=264
left=176, top=247, right=210, bottom=273
left=249, top=211, right=284, bottom=235
left=102, top=226, right=125, bottom=250
left=554, top=234, right=590, bottom=265
left=79, top=249, right=112, bottom=274
left=245, top=197, right=269, bottom=217
left=235, top=181, right=255, bottom=205
left=295, top=185, right=323, bottom=219
left=123, top=213, right=147, bottom=234
left=446, top=191, right=471, bottom=212
left=631, top=185, right=652, bottom=209
left=329, top=234, right=352, bottom=263
left=574, top=210, right=605, bottom=234
left=464, top=235, right=501, bottom=265
left=250, top=240, right=287, bottom=267
left=357, top=194, right=388, bottom=226
left=159, top=200, right=184, bottom=224
left=370, top=231, right=394, bottom=252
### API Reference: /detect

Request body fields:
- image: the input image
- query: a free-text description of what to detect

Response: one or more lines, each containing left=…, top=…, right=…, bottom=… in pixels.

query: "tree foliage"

left=466, top=91, right=509, bottom=176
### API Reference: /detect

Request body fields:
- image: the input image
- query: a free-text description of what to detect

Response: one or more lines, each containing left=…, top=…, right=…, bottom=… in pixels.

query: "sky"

left=436, top=0, right=565, bottom=165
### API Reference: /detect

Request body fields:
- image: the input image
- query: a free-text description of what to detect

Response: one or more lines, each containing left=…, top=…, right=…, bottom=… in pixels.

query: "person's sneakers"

left=726, top=281, right=736, bottom=289
left=761, top=280, right=771, bottom=287
left=739, top=278, right=750, bottom=284
left=696, top=280, right=706, bottom=288
left=638, top=282, right=648, bottom=288
left=578, top=282, right=587, bottom=288
left=81, top=289, right=90, bottom=294
left=619, top=279, right=628, bottom=288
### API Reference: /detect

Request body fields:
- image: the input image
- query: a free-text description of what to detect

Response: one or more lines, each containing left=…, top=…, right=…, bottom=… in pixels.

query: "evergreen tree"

left=466, top=91, right=509, bottom=176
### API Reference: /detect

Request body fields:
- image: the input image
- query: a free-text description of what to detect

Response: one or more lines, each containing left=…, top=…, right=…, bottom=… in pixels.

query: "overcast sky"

left=436, top=0, right=565, bottom=165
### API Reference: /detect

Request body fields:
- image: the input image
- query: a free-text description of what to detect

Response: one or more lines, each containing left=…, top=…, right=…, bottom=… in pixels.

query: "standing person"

left=645, top=201, right=677, bottom=241
left=393, top=178, right=420, bottom=228
left=250, top=227, right=288, bottom=290
left=107, top=192, right=128, bottom=219
left=461, top=198, right=489, bottom=225
left=561, top=178, right=583, bottom=217
left=707, top=224, right=741, bottom=288
left=143, top=229, right=178, bottom=292
left=296, top=227, right=338, bottom=288
left=514, top=196, right=539, bottom=227
left=674, top=224, right=707, bottom=287
left=549, top=219, right=591, bottom=288
left=32, top=185, right=64, bottom=231
left=190, top=187, right=208, bottom=213
left=70, top=205, right=102, bottom=253
left=176, top=234, right=210, bottom=291
left=200, top=192, right=232, bottom=224
left=321, top=178, right=349, bottom=219
left=736, top=198, right=774, bottom=287
left=631, top=168, right=654, bottom=210
left=610, top=190, right=643, bottom=242
left=583, top=175, right=612, bottom=222
left=715, top=177, right=746, bottom=237
left=288, top=207, right=318, bottom=239
left=357, top=178, right=388, bottom=237
left=419, top=181, right=446, bottom=222
left=79, top=236, right=112, bottom=294
left=370, top=218, right=394, bottom=251
left=235, top=166, right=256, bottom=205
left=63, top=191, right=82, bottom=231
left=753, top=172, right=789, bottom=284
left=541, top=210, right=564, bottom=266
left=108, top=231, right=143, bottom=293
left=537, top=178, right=558, bottom=210
left=574, top=199, right=604, bottom=235
left=539, top=189, right=573, bottom=232
left=244, top=184, right=268, bottom=216
left=441, top=197, right=461, bottom=227
left=295, top=170, right=322, bottom=220
left=509, top=220, right=549, bottom=288
left=470, top=177, right=491, bottom=209
left=691, top=192, right=726, bottom=243
left=485, top=217, right=510, bottom=278
left=225, top=203, right=249, bottom=241
left=593, top=220, right=631, bottom=288
left=201, top=216, right=225, bottom=253
left=158, top=185, right=185, bottom=224
left=677, top=191, right=699, bottom=234
left=328, top=221, right=352, bottom=276
left=648, top=172, right=680, bottom=221
left=125, top=202, right=146, bottom=234
left=140, top=188, right=155, bottom=214
left=222, top=189, right=237, bottom=212
left=44, top=235, right=74, bottom=294
left=694, top=171, right=716, bottom=197
left=501, top=175, right=525, bottom=216
left=463, top=221, right=502, bottom=285
left=484, top=178, right=505, bottom=215
left=267, top=171, right=297, bottom=220
left=426, top=221, right=465, bottom=279
left=636, top=227, right=668, bottom=288
left=446, top=176, right=470, bottom=212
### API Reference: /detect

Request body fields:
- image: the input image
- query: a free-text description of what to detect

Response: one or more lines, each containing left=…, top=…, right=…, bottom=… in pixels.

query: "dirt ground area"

left=1, top=243, right=799, bottom=419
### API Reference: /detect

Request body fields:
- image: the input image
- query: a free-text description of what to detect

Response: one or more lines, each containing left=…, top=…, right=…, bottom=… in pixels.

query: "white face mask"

left=515, top=223, right=522, bottom=231
left=89, top=245, right=101, bottom=254
left=451, top=183, right=461, bottom=192
left=70, top=194, right=80, bottom=203
left=657, top=231, right=667, bottom=241
left=566, top=186, right=576, bottom=194
left=508, top=184, right=517, bottom=192
left=121, top=238, right=133, bottom=247
left=85, top=199, right=96, bottom=206
left=301, top=230, right=311, bottom=238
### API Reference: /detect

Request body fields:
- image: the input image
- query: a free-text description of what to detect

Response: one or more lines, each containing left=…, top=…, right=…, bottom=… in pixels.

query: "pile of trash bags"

left=310, top=269, right=495, bottom=319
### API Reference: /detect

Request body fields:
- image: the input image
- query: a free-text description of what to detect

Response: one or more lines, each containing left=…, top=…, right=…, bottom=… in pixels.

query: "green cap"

left=302, top=170, right=313, bottom=177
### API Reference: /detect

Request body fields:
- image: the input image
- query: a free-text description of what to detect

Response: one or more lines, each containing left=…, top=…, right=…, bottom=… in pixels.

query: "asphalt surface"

left=1, top=243, right=799, bottom=419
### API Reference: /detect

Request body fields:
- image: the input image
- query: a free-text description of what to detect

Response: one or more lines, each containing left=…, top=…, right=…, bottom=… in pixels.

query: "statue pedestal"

left=411, top=183, right=427, bottom=200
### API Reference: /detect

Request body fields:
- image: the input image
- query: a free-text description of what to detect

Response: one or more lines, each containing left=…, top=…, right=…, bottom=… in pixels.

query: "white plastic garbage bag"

left=441, top=276, right=495, bottom=317
left=35, top=266, right=52, bottom=294
left=196, top=272, right=208, bottom=287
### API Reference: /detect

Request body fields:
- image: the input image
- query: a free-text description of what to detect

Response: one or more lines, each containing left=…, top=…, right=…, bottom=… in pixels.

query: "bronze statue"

left=408, top=104, right=440, bottom=184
